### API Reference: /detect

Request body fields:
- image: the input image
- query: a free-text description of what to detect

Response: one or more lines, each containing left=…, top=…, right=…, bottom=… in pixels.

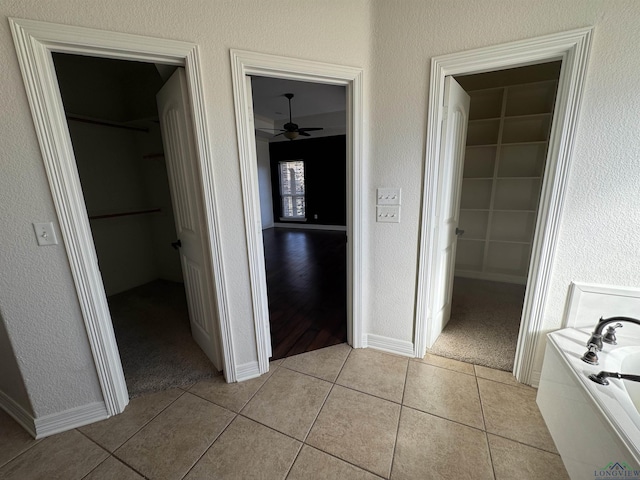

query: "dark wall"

left=269, top=135, right=346, bottom=226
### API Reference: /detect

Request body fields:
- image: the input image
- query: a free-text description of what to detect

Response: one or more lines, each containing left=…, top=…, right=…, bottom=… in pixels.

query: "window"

left=279, top=160, right=305, bottom=220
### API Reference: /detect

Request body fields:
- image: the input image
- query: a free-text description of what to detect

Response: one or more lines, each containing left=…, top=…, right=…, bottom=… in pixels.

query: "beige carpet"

left=428, top=277, right=525, bottom=371
left=108, top=280, right=220, bottom=397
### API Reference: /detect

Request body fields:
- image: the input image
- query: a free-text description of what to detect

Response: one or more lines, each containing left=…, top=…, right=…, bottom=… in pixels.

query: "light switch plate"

left=377, top=206, right=401, bottom=223
left=33, top=222, right=58, bottom=246
left=376, top=188, right=401, bottom=205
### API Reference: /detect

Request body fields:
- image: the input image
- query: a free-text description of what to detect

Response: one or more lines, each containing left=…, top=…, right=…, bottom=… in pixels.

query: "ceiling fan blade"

left=298, top=131, right=311, bottom=137
left=256, top=128, right=285, bottom=132
left=298, top=127, right=324, bottom=132
left=273, top=132, right=285, bottom=137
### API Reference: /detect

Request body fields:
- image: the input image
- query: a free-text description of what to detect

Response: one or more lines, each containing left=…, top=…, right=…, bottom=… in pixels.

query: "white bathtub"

left=538, top=327, right=640, bottom=479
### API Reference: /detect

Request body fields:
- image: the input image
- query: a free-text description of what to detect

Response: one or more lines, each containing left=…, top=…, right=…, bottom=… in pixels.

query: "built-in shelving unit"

left=455, top=79, right=558, bottom=284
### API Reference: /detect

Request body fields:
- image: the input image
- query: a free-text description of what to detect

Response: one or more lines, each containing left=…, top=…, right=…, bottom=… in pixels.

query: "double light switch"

left=376, top=188, right=401, bottom=223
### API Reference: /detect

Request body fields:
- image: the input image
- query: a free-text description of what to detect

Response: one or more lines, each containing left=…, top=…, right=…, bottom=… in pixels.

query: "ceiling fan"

left=265, top=93, right=323, bottom=140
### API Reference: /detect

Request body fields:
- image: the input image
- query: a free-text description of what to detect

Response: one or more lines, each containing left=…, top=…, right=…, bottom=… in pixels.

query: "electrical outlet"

left=33, top=222, right=58, bottom=246
left=377, top=206, right=400, bottom=223
left=376, top=188, right=401, bottom=205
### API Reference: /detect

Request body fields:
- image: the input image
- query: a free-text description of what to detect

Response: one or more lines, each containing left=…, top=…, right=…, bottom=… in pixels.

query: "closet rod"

left=89, top=208, right=161, bottom=220
left=66, top=114, right=149, bottom=133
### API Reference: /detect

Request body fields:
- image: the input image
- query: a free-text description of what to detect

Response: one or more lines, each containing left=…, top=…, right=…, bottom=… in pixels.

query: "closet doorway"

left=52, top=53, right=221, bottom=397
left=428, top=62, right=561, bottom=372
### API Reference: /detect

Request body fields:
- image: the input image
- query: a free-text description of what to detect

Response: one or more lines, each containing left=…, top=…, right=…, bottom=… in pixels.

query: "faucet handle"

left=603, top=323, right=623, bottom=345
left=581, top=343, right=600, bottom=365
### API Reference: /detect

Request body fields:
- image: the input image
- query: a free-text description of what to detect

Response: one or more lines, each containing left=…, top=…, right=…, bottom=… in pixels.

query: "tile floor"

left=0, top=344, right=569, bottom=479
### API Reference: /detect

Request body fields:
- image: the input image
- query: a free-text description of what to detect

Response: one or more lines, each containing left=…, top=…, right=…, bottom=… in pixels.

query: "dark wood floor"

left=263, top=227, right=347, bottom=360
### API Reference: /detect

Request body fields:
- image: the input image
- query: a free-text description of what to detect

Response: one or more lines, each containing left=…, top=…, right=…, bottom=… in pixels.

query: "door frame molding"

left=230, top=50, right=364, bottom=376
left=9, top=18, right=236, bottom=418
left=415, top=27, right=593, bottom=384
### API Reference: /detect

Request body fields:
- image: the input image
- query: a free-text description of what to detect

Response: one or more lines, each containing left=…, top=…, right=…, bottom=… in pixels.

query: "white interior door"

left=429, top=76, right=470, bottom=346
left=156, top=68, right=222, bottom=370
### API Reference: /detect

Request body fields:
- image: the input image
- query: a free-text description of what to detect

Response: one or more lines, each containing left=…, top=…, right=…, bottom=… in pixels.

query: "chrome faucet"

left=581, top=316, right=640, bottom=365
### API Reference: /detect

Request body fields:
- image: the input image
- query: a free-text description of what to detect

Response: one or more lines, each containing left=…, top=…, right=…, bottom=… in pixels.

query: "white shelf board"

left=488, top=239, right=531, bottom=245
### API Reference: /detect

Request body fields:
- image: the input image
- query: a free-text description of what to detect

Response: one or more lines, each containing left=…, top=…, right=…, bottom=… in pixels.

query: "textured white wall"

left=0, top=315, right=32, bottom=414
left=1, top=0, right=639, bottom=422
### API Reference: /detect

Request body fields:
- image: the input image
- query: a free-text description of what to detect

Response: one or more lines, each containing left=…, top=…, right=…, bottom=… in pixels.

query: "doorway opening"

left=415, top=28, right=593, bottom=386
left=52, top=53, right=221, bottom=397
left=251, top=77, right=348, bottom=359
left=230, top=50, right=364, bottom=378
left=11, top=18, right=236, bottom=421
left=428, top=63, right=562, bottom=372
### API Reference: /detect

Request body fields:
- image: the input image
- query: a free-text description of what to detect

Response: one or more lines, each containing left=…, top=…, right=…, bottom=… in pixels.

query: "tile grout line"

left=476, top=374, right=537, bottom=392
left=178, top=411, right=239, bottom=480
left=400, top=404, right=488, bottom=436
left=388, top=358, right=411, bottom=479
left=418, top=355, right=536, bottom=391
left=0, top=388, right=188, bottom=480
left=474, top=366, right=489, bottom=433
left=271, top=349, right=379, bottom=479
left=0, top=438, right=42, bottom=471
left=105, top=388, right=217, bottom=480
left=178, top=367, right=288, bottom=480
left=290, top=445, right=388, bottom=480
left=487, top=431, right=562, bottom=456
left=78, top=450, right=151, bottom=480
left=301, top=383, right=335, bottom=444
left=75, top=430, right=150, bottom=480
left=282, top=442, right=304, bottom=480
left=286, top=348, right=390, bottom=480
left=411, top=357, right=477, bottom=377
left=486, top=431, right=498, bottom=480
left=474, top=367, right=497, bottom=480
left=89, top=387, right=188, bottom=455
left=75, top=445, right=110, bottom=480
left=298, top=347, right=352, bottom=445
left=474, top=373, right=560, bottom=456
left=234, top=409, right=387, bottom=480
left=187, top=363, right=280, bottom=414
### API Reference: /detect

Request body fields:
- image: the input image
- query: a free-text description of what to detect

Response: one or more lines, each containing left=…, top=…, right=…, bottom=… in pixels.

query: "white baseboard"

left=34, top=401, right=108, bottom=439
left=273, top=223, right=346, bottom=232
left=236, top=361, right=261, bottom=382
left=0, top=389, right=36, bottom=438
left=455, top=270, right=527, bottom=285
left=364, top=334, right=415, bottom=358
left=529, top=369, right=541, bottom=388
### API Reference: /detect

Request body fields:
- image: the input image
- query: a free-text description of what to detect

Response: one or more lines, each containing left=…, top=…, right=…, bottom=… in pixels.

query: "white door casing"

left=415, top=27, right=593, bottom=385
left=430, top=77, right=470, bottom=346
left=10, top=18, right=236, bottom=427
left=157, top=68, right=223, bottom=369
left=244, top=75, right=273, bottom=359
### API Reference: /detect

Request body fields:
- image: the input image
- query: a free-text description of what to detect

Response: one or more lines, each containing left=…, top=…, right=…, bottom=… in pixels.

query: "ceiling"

left=250, top=76, right=345, bottom=121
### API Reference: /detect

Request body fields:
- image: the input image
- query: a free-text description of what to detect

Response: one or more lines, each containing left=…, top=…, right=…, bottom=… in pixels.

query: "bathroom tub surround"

left=538, top=328, right=640, bottom=479
left=1, top=345, right=567, bottom=479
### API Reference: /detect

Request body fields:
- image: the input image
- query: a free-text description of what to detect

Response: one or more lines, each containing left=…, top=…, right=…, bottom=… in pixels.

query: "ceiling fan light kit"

left=272, top=93, right=323, bottom=140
